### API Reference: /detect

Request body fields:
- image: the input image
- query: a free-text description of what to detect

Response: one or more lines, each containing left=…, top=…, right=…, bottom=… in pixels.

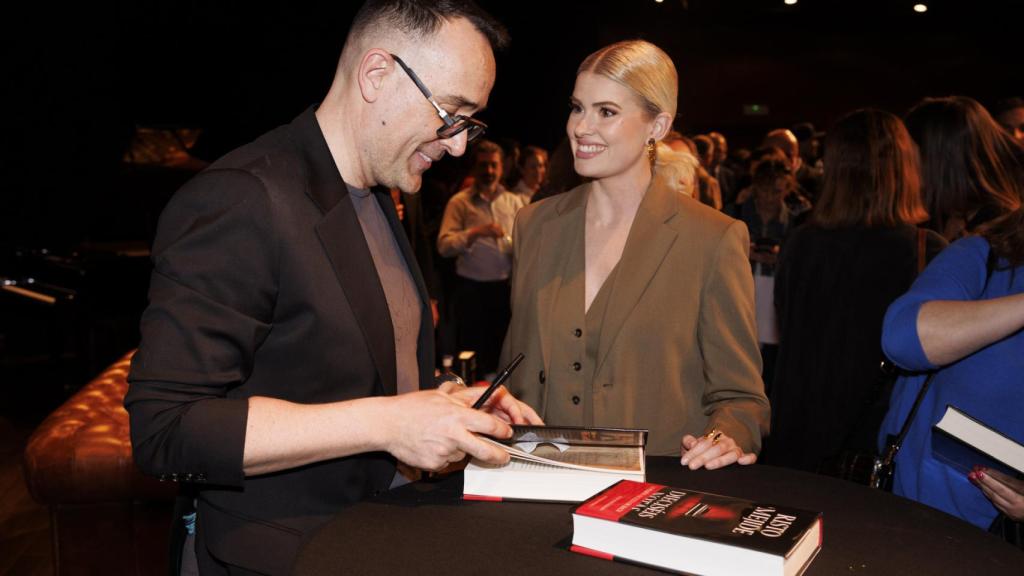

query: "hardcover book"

left=463, top=425, right=647, bottom=503
left=932, top=404, right=1024, bottom=476
left=570, top=479, right=823, bottom=576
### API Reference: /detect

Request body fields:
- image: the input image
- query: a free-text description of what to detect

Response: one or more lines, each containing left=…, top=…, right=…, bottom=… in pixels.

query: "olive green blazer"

left=501, top=179, right=770, bottom=456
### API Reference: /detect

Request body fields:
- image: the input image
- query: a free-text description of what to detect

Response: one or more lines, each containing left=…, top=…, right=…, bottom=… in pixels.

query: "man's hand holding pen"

left=382, top=353, right=541, bottom=473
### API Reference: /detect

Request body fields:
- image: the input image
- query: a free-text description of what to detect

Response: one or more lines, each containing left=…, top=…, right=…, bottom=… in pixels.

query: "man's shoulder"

left=447, top=188, right=475, bottom=207
left=496, top=186, right=527, bottom=208
left=206, top=123, right=303, bottom=179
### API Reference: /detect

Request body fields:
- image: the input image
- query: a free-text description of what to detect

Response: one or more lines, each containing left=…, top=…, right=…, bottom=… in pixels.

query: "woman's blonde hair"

left=578, top=40, right=687, bottom=192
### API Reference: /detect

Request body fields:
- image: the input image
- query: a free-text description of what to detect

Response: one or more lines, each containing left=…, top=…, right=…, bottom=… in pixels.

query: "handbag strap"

left=890, top=371, right=937, bottom=452
left=893, top=230, right=933, bottom=451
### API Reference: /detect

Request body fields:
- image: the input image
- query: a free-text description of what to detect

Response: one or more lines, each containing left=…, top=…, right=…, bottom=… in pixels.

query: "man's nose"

left=440, top=130, right=469, bottom=157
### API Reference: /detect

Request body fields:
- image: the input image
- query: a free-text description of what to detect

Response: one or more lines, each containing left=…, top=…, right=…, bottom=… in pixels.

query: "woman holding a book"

left=879, top=96, right=1024, bottom=538
left=500, top=40, right=769, bottom=467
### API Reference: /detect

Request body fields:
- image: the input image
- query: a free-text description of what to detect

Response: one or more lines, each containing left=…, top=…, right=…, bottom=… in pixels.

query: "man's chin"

left=396, top=174, right=423, bottom=195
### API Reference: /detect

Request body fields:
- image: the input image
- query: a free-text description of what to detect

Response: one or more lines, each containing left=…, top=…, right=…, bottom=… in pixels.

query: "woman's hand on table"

left=971, top=466, right=1024, bottom=522
left=680, top=430, right=757, bottom=470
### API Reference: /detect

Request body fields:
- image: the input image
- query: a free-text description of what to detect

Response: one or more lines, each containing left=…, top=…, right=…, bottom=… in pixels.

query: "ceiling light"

left=913, top=3, right=928, bottom=12
left=784, top=0, right=798, bottom=5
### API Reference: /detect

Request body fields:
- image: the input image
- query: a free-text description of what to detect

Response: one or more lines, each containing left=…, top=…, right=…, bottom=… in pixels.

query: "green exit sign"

left=743, top=104, right=770, bottom=116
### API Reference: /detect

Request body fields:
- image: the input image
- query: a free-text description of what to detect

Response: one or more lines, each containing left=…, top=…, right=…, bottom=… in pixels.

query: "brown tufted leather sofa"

left=23, top=351, right=177, bottom=575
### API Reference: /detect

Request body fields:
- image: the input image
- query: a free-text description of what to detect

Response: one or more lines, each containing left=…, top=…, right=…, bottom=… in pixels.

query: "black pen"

left=471, top=353, right=525, bottom=409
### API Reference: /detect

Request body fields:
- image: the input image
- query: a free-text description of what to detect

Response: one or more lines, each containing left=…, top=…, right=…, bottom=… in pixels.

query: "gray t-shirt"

left=347, top=186, right=422, bottom=396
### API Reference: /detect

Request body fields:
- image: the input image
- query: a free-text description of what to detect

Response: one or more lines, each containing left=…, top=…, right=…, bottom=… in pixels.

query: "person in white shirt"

left=438, top=139, right=526, bottom=375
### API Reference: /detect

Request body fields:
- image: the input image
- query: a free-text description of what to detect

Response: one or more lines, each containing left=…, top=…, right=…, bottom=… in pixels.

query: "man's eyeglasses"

left=390, top=54, right=487, bottom=143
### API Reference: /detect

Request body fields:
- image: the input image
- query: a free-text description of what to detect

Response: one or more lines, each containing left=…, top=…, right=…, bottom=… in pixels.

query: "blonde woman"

left=501, top=40, right=769, bottom=468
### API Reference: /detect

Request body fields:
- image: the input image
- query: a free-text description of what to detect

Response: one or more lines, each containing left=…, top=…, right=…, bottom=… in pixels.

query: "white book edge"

left=464, top=459, right=644, bottom=502
left=934, top=405, right=1024, bottom=474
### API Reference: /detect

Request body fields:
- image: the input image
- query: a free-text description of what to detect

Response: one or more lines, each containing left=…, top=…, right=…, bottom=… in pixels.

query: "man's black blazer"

left=126, top=106, right=435, bottom=575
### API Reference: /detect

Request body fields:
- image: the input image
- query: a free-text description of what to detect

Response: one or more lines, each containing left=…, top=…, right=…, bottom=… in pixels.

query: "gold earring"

left=647, top=138, right=657, bottom=164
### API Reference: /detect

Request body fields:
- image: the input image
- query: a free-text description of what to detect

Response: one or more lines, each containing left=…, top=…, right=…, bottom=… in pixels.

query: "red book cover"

left=571, top=479, right=823, bottom=573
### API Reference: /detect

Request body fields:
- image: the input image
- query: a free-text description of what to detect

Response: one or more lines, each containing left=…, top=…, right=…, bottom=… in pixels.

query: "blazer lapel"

left=295, top=107, right=398, bottom=396
left=534, top=188, right=588, bottom=372
left=595, top=179, right=680, bottom=377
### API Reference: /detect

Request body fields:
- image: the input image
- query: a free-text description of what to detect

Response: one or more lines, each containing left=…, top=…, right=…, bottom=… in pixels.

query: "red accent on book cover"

left=569, top=545, right=614, bottom=560
left=573, top=480, right=666, bottom=521
left=462, top=494, right=503, bottom=502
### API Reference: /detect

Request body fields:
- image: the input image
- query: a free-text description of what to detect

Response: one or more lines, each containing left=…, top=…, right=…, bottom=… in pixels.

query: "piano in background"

left=1, top=126, right=207, bottom=401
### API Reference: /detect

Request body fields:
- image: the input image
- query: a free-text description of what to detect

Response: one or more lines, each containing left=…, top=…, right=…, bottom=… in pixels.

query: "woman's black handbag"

left=818, top=359, right=901, bottom=486
left=868, top=372, right=936, bottom=491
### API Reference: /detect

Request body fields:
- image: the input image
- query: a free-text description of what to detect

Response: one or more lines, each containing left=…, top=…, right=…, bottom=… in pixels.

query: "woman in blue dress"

left=880, top=96, right=1024, bottom=534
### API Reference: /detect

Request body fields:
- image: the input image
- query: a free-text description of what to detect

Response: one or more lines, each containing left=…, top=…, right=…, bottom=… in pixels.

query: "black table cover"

left=293, top=457, right=1022, bottom=575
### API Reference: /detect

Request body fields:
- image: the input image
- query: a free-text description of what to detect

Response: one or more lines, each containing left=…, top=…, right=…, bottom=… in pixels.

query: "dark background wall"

left=4, top=0, right=1021, bottom=250
left=0, top=0, right=1020, bottom=390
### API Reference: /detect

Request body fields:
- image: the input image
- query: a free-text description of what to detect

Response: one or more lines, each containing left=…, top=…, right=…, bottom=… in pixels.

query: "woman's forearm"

left=917, top=293, right=1024, bottom=365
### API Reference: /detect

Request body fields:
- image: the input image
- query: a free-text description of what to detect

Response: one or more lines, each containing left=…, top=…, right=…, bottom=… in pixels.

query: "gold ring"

left=703, top=428, right=720, bottom=440
left=710, top=431, right=722, bottom=445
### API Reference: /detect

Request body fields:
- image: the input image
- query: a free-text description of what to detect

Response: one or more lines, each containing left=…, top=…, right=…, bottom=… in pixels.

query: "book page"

left=480, top=436, right=644, bottom=473
left=507, top=425, right=647, bottom=448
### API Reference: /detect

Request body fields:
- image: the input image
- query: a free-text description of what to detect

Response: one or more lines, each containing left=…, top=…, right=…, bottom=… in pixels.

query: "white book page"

left=478, top=436, right=645, bottom=474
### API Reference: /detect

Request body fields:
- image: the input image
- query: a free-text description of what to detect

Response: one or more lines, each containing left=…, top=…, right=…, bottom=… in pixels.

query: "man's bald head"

left=762, top=129, right=801, bottom=173
left=708, top=131, right=727, bottom=166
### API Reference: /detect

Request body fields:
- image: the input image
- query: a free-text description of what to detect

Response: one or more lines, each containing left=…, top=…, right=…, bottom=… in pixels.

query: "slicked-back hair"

left=349, top=0, right=509, bottom=52
left=578, top=40, right=678, bottom=120
left=813, top=108, right=927, bottom=229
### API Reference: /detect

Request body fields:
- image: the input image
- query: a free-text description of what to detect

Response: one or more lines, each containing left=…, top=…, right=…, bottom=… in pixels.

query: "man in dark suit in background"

left=125, top=1, right=540, bottom=574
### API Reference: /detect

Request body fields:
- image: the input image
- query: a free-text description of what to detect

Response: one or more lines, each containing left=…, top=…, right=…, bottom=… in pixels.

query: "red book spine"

left=575, top=480, right=665, bottom=521
left=462, top=494, right=503, bottom=502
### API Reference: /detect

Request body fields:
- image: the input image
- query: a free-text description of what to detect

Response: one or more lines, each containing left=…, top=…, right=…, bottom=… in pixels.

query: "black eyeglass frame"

left=390, top=53, right=487, bottom=143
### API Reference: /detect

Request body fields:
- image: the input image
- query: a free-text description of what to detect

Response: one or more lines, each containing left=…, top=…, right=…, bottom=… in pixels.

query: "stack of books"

left=461, top=425, right=825, bottom=575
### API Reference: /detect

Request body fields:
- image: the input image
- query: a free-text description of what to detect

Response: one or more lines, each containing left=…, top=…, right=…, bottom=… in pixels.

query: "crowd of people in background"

left=389, top=93, right=1024, bottom=545
left=118, top=2, right=1023, bottom=572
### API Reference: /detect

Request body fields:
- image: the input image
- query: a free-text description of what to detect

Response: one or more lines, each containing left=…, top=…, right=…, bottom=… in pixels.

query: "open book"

left=463, top=425, right=648, bottom=503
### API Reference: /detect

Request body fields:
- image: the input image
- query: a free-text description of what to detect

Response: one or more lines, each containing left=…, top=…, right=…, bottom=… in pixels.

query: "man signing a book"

left=124, top=1, right=541, bottom=574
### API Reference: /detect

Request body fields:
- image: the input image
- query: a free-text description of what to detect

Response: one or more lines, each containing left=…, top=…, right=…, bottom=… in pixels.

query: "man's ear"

left=649, top=112, right=673, bottom=142
left=357, top=50, right=393, bottom=104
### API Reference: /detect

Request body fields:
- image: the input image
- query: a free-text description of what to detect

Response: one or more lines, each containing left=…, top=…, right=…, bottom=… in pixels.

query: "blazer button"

left=573, top=328, right=582, bottom=338
left=572, top=395, right=581, bottom=405
left=539, top=370, right=546, bottom=384
left=572, top=362, right=582, bottom=371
